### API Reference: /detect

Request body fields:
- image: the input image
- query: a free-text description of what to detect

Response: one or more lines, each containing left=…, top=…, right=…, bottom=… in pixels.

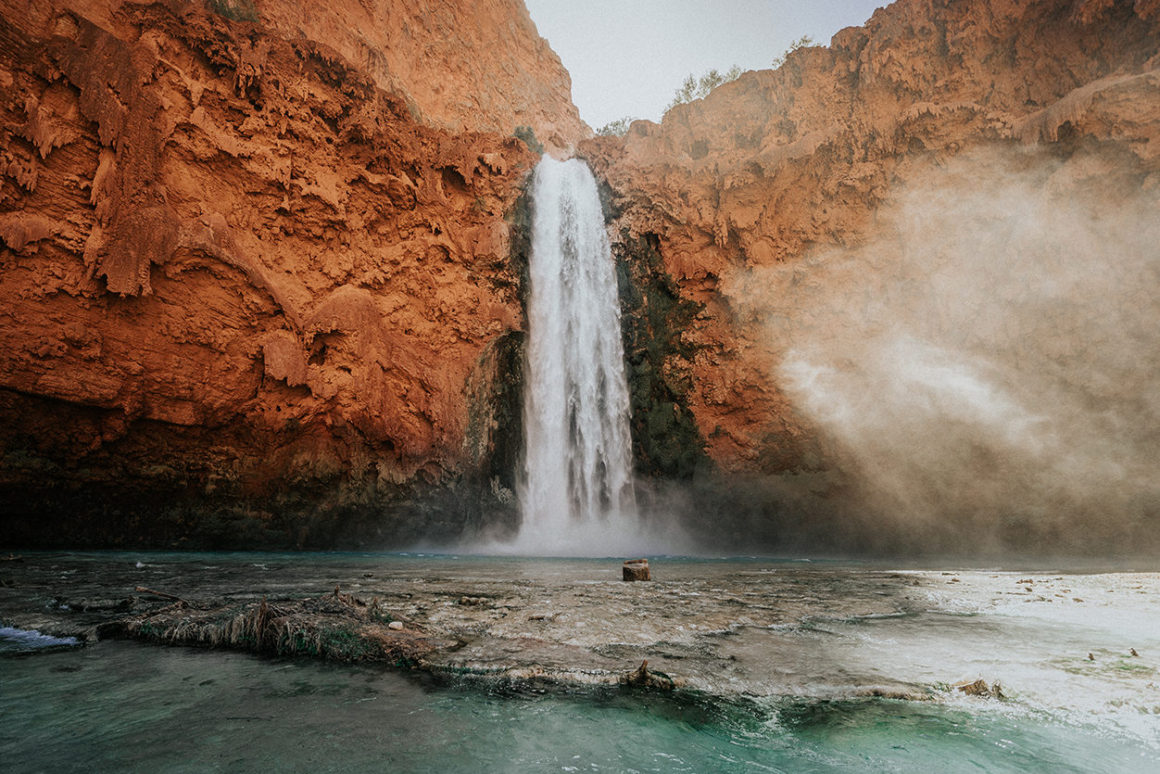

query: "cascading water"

left=510, top=155, right=641, bottom=555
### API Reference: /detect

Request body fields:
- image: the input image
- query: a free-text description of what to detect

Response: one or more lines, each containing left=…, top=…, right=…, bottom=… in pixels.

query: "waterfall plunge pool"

left=3, top=638, right=1152, bottom=773
left=1, top=552, right=1157, bottom=772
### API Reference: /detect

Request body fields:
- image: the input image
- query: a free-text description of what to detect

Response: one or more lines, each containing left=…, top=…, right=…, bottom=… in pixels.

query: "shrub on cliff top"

left=665, top=65, right=743, bottom=113
left=596, top=117, right=636, bottom=137
left=771, top=35, right=814, bottom=68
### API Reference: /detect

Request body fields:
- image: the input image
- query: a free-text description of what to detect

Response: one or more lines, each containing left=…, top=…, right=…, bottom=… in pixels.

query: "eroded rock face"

left=0, top=0, right=576, bottom=546
left=585, top=0, right=1160, bottom=552
left=586, top=0, right=1160, bottom=471
left=256, top=0, right=587, bottom=149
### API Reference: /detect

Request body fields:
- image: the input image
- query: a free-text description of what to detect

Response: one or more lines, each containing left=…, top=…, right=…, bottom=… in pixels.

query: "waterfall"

left=511, top=155, right=640, bottom=555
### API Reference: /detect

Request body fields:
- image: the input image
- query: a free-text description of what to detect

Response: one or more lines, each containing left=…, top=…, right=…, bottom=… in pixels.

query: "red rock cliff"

left=584, top=0, right=1160, bottom=480
left=0, top=0, right=576, bottom=546
left=5, top=0, right=1159, bottom=552
left=256, top=0, right=586, bottom=147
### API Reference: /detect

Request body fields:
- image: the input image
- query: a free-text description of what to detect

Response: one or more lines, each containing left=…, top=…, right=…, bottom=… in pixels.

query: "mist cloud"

left=737, top=148, right=1160, bottom=554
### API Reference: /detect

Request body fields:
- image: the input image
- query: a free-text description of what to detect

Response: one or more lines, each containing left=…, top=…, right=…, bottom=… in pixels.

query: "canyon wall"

left=0, top=0, right=578, bottom=547
left=585, top=0, right=1160, bottom=552
left=3, top=0, right=1158, bottom=553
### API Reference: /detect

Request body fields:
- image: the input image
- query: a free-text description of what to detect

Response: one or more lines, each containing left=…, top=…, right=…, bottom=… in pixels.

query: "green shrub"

left=513, top=125, right=543, bottom=154
left=665, top=65, right=742, bottom=113
left=771, top=35, right=814, bottom=68
left=596, top=117, right=636, bottom=137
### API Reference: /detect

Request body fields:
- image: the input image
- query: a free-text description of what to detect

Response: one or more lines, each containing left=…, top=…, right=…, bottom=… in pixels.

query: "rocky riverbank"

left=3, top=552, right=1157, bottom=728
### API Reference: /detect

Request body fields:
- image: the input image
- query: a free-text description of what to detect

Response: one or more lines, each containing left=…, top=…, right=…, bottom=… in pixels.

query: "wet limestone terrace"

left=2, top=552, right=1158, bottom=747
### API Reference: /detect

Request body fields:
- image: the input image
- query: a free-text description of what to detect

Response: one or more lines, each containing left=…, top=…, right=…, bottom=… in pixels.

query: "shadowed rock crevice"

left=612, top=230, right=708, bottom=481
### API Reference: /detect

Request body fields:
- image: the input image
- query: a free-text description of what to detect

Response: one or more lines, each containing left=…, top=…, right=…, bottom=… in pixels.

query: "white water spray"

left=510, top=156, right=643, bottom=556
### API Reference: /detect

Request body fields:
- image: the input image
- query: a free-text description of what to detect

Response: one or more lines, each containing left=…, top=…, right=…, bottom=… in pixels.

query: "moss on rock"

left=613, top=232, right=710, bottom=479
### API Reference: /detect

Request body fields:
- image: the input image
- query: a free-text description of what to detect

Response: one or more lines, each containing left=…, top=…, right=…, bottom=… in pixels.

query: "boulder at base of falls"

left=623, top=559, right=650, bottom=582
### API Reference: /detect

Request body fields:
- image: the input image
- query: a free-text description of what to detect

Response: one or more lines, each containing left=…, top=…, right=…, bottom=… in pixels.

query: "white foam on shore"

left=0, top=625, right=80, bottom=651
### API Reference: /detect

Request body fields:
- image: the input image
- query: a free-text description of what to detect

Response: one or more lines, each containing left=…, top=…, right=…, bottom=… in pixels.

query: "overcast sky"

left=523, top=0, right=887, bottom=129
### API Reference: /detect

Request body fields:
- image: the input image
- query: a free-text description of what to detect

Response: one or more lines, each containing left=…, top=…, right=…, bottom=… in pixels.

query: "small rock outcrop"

left=619, top=660, right=674, bottom=690
left=622, top=558, right=651, bottom=582
left=953, top=679, right=1004, bottom=699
